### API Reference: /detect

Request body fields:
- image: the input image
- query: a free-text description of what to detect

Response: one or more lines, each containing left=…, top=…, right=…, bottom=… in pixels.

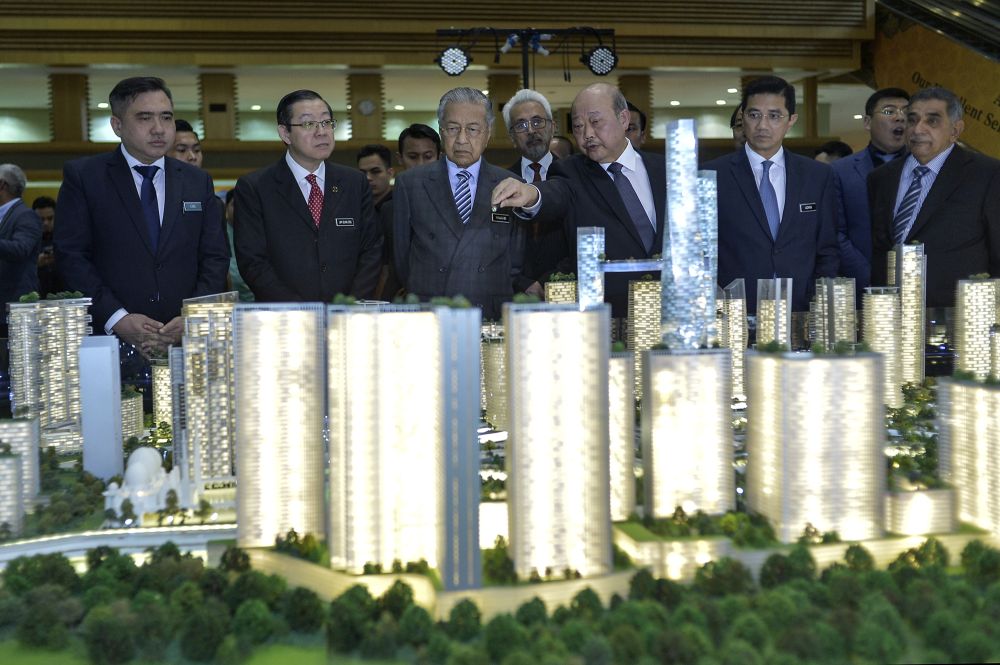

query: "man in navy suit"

left=55, top=77, right=229, bottom=351
left=703, top=76, right=838, bottom=314
left=832, top=87, right=909, bottom=299
left=491, top=83, right=665, bottom=319
left=0, top=164, right=42, bottom=336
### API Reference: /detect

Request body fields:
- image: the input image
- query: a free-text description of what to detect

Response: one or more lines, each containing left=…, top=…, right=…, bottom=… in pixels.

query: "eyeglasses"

left=511, top=117, right=551, bottom=133
left=744, top=110, right=788, bottom=124
left=288, top=119, right=337, bottom=131
left=441, top=124, right=484, bottom=138
left=875, top=106, right=906, bottom=118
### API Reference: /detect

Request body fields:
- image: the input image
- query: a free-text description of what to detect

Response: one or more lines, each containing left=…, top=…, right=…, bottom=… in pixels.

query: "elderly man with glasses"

left=233, top=89, right=382, bottom=302
left=393, top=87, right=525, bottom=320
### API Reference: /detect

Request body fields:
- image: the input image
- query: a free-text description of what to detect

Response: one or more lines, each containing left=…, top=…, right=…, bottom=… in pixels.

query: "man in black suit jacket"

left=234, top=90, right=382, bottom=302
left=703, top=76, right=838, bottom=314
left=55, top=77, right=229, bottom=350
left=0, top=164, right=42, bottom=335
left=503, top=89, right=568, bottom=296
left=870, top=86, right=1000, bottom=308
left=492, top=83, right=665, bottom=318
left=394, top=87, right=524, bottom=321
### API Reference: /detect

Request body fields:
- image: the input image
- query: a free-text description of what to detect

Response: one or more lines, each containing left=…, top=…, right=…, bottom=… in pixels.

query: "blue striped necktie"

left=759, top=160, right=780, bottom=241
left=454, top=170, right=472, bottom=224
left=892, top=165, right=930, bottom=245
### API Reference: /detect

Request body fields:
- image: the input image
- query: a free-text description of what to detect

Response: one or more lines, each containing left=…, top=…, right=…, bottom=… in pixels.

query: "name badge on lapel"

left=183, top=201, right=203, bottom=212
left=491, top=210, right=511, bottom=224
left=799, top=202, right=817, bottom=213
left=335, top=218, right=355, bottom=227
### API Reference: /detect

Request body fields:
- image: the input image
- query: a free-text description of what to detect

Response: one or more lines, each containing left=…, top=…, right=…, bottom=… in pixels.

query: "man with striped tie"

left=870, top=86, right=1000, bottom=308
left=393, top=87, right=524, bottom=321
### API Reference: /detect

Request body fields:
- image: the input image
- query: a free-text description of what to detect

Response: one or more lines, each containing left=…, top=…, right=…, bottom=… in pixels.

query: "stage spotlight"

left=437, top=46, right=471, bottom=76
left=582, top=45, right=617, bottom=76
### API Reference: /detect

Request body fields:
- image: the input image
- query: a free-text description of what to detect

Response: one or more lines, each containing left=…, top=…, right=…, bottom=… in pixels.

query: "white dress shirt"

left=519, top=151, right=554, bottom=182
left=285, top=152, right=326, bottom=204
left=744, top=142, right=787, bottom=220
left=599, top=140, right=657, bottom=229
left=446, top=157, right=483, bottom=210
left=892, top=145, right=954, bottom=241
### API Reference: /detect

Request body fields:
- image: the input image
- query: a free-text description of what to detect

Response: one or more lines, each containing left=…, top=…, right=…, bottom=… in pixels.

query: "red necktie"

left=529, top=162, right=543, bottom=183
left=305, top=173, right=323, bottom=227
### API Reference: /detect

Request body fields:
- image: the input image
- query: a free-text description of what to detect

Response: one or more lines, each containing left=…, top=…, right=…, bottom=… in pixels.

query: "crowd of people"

left=1, top=73, right=998, bottom=352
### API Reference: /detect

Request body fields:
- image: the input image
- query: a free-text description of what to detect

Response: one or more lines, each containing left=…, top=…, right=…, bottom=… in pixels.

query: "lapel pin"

left=330, top=186, right=339, bottom=193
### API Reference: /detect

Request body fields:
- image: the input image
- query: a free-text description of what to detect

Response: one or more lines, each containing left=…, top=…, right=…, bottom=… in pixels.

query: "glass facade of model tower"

left=889, top=244, right=926, bottom=385
left=954, top=278, right=1000, bottom=380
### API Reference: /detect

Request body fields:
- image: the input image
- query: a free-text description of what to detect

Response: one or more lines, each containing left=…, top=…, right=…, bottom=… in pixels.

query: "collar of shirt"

left=0, top=197, right=21, bottom=224
left=744, top=142, right=786, bottom=176
left=285, top=152, right=326, bottom=201
left=900, top=144, right=954, bottom=179
left=446, top=157, right=482, bottom=193
left=121, top=145, right=166, bottom=222
left=599, top=139, right=641, bottom=175
left=868, top=143, right=905, bottom=165
left=520, top=151, right=554, bottom=181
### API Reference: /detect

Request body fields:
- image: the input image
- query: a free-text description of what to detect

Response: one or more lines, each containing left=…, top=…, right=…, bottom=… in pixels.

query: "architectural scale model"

left=0, top=417, right=40, bottom=509
left=756, top=278, right=793, bottom=347
left=810, top=277, right=856, bottom=350
left=862, top=286, right=903, bottom=407
left=717, top=279, right=749, bottom=402
left=953, top=277, right=1000, bottom=379
left=608, top=350, right=635, bottom=522
left=888, top=243, right=927, bottom=384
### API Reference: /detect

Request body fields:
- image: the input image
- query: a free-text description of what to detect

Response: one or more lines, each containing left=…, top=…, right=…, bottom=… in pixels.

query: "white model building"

left=0, top=418, right=40, bottom=509
left=234, top=303, right=326, bottom=549
left=862, top=287, right=903, bottom=408
left=482, top=329, right=508, bottom=432
left=327, top=305, right=482, bottom=590
left=8, top=297, right=91, bottom=451
left=627, top=279, right=661, bottom=400
left=642, top=348, right=733, bottom=517
left=888, top=243, right=926, bottom=385
left=577, top=227, right=606, bottom=309
left=811, top=277, right=856, bottom=350
left=505, top=302, right=612, bottom=579
left=104, top=446, right=182, bottom=526
left=608, top=350, right=635, bottom=521
left=954, top=278, right=1000, bottom=380
left=120, top=392, right=144, bottom=441
left=0, top=450, right=24, bottom=537
left=151, top=361, right=172, bottom=428
left=79, top=336, right=124, bottom=480
left=745, top=350, right=885, bottom=543
left=717, top=279, right=749, bottom=402
left=756, top=278, right=793, bottom=347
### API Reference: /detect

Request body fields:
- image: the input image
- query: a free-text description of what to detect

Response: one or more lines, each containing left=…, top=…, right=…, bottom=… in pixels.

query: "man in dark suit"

left=394, top=87, right=524, bottom=321
left=0, top=164, right=42, bottom=335
left=492, top=82, right=665, bottom=319
left=357, top=144, right=397, bottom=300
left=833, top=87, right=909, bottom=299
left=234, top=89, right=382, bottom=302
left=870, top=86, right=1000, bottom=308
left=503, top=89, right=567, bottom=297
left=55, top=77, right=229, bottom=350
left=703, top=76, right=838, bottom=314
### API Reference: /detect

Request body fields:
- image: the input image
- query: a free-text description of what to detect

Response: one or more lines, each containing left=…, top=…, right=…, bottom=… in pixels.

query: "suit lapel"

left=584, top=159, right=646, bottom=250
left=640, top=150, right=666, bottom=253
left=471, top=163, right=502, bottom=227
left=422, top=160, right=464, bottom=239
left=273, top=159, right=320, bottom=233
left=730, top=152, right=772, bottom=241
left=907, top=146, right=967, bottom=240
left=319, top=163, right=345, bottom=226
left=158, top=158, right=183, bottom=252
left=778, top=153, right=804, bottom=241
left=108, top=151, right=156, bottom=255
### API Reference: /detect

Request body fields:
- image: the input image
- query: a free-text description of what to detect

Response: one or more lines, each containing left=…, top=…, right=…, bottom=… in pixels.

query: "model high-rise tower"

left=862, top=287, right=903, bottom=407
left=0, top=449, right=23, bottom=537
left=756, top=278, right=793, bottom=347
left=954, top=278, right=1000, bottom=380
left=577, top=227, right=606, bottom=310
left=627, top=279, right=661, bottom=399
left=505, top=302, right=612, bottom=579
left=234, top=303, right=326, bottom=549
left=717, top=279, right=749, bottom=402
left=0, top=418, right=40, bottom=513
left=746, top=350, right=884, bottom=542
left=327, top=305, right=481, bottom=591
left=888, top=244, right=926, bottom=384
left=811, top=277, right=856, bottom=351
left=608, top=350, right=635, bottom=521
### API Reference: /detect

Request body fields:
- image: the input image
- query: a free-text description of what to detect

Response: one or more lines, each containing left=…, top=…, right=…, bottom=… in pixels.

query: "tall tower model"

left=746, top=350, right=885, bottom=542
left=327, top=305, right=482, bottom=591
left=717, top=279, right=749, bottom=402
left=505, top=302, right=612, bottom=579
left=862, top=287, right=903, bottom=407
left=811, top=277, right=856, bottom=350
left=627, top=279, right=661, bottom=399
left=889, top=244, right=926, bottom=385
left=954, top=278, right=1000, bottom=379
left=8, top=297, right=92, bottom=451
left=0, top=449, right=23, bottom=537
left=0, top=418, right=40, bottom=510
left=608, top=350, right=635, bottom=521
left=234, top=303, right=326, bottom=549
left=756, top=278, right=793, bottom=347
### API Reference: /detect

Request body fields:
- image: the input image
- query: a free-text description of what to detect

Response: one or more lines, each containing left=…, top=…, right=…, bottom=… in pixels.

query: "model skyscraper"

left=717, top=279, right=748, bottom=402
left=888, top=244, right=926, bottom=384
left=756, top=278, right=793, bottom=347
left=627, top=279, right=661, bottom=399
left=811, top=277, right=856, bottom=350
left=0, top=418, right=40, bottom=509
left=954, top=278, right=1000, bottom=380
left=608, top=350, right=635, bottom=521
left=862, top=287, right=903, bottom=407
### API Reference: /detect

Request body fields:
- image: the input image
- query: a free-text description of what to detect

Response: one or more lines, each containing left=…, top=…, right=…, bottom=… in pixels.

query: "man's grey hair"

left=502, top=89, right=553, bottom=129
left=909, top=86, right=963, bottom=123
left=0, top=164, right=27, bottom=197
left=437, top=87, right=494, bottom=129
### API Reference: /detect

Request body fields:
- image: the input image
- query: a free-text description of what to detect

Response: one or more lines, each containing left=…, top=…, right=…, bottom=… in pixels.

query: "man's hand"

left=140, top=316, right=184, bottom=358
left=491, top=178, right=540, bottom=209
left=524, top=281, right=544, bottom=298
left=157, top=316, right=184, bottom=346
left=112, top=313, right=165, bottom=350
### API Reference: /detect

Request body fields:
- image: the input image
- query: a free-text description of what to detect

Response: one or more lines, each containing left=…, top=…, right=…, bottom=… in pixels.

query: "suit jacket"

left=54, top=149, right=229, bottom=330
left=832, top=147, right=879, bottom=296
left=870, top=145, right=1000, bottom=308
left=704, top=148, right=838, bottom=314
left=393, top=158, right=524, bottom=321
left=507, top=153, right=570, bottom=289
left=0, top=199, right=42, bottom=308
left=233, top=158, right=382, bottom=302
left=534, top=151, right=666, bottom=317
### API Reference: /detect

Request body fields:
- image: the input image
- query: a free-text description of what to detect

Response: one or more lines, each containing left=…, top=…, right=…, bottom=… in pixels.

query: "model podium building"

left=505, top=302, right=612, bottom=579
left=327, top=305, right=481, bottom=591
left=954, top=277, right=1000, bottom=380
left=746, top=350, right=884, bottom=543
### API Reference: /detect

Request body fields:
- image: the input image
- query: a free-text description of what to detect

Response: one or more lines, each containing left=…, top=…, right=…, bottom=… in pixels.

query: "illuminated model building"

left=168, top=346, right=188, bottom=502
left=104, top=447, right=182, bottom=527
left=0, top=451, right=24, bottom=536
left=544, top=281, right=577, bottom=304
left=328, top=305, right=481, bottom=590
left=938, top=377, right=1000, bottom=534
left=0, top=418, right=40, bottom=509
left=577, top=227, right=606, bottom=309
left=954, top=278, right=1000, bottom=380
left=505, top=303, right=612, bottom=579
left=7, top=297, right=91, bottom=451
left=888, top=244, right=926, bottom=384
left=482, top=328, right=508, bottom=432
left=627, top=279, right=661, bottom=399
left=234, top=303, right=326, bottom=549
left=79, top=336, right=123, bottom=480
left=177, top=292, right=238, bottom=503
left=745, top=350, right=884, bottom=543
left=862, top=287, right=903, bottom=408
left=717, top=279, right=749, bottom=402
left=642, top=348, right=733, bottom=516
left=992, top=325, right=1000, bottom=376
left=608, top=350, right=635, bottom=521
left=756, top=278, right=792, bottom=347
left=811, top=277, right=856, bottom=350
left=120, top=392, right=144, bottom=441
left=151, top=361, right=172, bottom=428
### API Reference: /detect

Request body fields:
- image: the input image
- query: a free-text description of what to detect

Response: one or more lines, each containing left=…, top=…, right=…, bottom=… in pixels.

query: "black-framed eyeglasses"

left=288, top=119, right=337, bottom=131
left=511, top=117, right=551, bottom=133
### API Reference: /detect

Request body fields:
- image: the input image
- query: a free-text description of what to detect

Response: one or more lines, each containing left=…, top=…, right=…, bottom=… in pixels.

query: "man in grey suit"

left=0, top=164, right=42, bottom=336
left=394, top=87, right=524, bottom=320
